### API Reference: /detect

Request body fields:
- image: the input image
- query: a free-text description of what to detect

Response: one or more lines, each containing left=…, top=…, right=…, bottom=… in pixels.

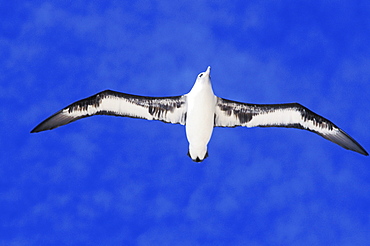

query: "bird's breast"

left=185, top=90, right=216, bottom=146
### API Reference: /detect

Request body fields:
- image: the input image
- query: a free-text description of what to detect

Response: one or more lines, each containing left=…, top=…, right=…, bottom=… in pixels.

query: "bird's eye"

left=199, top=73, right=203, bottom=78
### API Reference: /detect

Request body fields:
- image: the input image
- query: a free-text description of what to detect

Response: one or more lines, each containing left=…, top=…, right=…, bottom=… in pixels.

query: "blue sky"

left=1, top=0, right=369, bottom=245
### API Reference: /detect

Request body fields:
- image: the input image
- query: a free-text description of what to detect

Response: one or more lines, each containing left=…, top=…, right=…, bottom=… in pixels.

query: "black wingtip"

left=353, top=141, right=369, bottom=156
left=30, top=121, right=55, bottom=133
left=348, top=145, right=369, bottom=156
left=30, top=126, right=46, bottom=133
left=356, top=147, right=369, bottom=156
left=30, top=125, right=41, bottom=133
left=333, top=129, right=369, bottom=156
left=30, top=123, right=47, bottom=133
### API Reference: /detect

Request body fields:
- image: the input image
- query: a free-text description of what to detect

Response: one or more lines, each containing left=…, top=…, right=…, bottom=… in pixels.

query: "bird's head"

left=196, top=66, right=211, bottom=83
left=189, top=66, right=213, bottom=94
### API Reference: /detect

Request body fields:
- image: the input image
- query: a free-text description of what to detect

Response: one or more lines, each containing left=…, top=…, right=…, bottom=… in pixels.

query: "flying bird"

left=31, top=66, right=368, bottom=161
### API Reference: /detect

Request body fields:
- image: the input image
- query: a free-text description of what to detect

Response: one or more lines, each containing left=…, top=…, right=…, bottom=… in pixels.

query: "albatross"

left=31, top=66, right=368, bottom=161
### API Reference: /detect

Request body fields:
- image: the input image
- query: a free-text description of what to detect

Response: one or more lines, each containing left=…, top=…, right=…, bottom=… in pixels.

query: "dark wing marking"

left=31, top=90, right=187, bottom=133
left=215, top=97, right=368, bottom=156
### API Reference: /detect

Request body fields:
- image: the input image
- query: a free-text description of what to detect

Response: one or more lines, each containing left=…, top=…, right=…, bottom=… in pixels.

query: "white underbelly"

left=185, top=93, right=216, bottom=148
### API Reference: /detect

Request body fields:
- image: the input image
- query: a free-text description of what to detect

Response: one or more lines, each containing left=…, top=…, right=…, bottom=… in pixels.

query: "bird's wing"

left=31, top=90, right=187, bottom=133
left=214, top=97, right=368, bottom=155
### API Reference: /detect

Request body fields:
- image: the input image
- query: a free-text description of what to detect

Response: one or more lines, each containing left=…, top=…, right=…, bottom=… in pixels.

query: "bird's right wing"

left=215, top=97, right=368, bottom=156
left=31, top=90, right=187, bottom=133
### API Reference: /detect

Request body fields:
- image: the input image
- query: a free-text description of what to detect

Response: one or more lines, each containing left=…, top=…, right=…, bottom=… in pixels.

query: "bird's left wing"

left=215, top=97, right=368, bottom=155
left=31, top=90, right=187, bottom=133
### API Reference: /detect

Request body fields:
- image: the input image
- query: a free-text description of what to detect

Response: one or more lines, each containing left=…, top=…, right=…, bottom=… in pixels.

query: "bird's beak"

left=205, top=66, right=211, bottom=77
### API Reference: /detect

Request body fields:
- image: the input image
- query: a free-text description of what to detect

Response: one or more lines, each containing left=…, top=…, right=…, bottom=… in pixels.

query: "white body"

left=185, top=67, right=216, bottom=161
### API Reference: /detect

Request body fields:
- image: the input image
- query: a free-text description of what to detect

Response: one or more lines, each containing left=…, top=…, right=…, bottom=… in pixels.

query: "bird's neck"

left=189, top=79, right=214, bottom=96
